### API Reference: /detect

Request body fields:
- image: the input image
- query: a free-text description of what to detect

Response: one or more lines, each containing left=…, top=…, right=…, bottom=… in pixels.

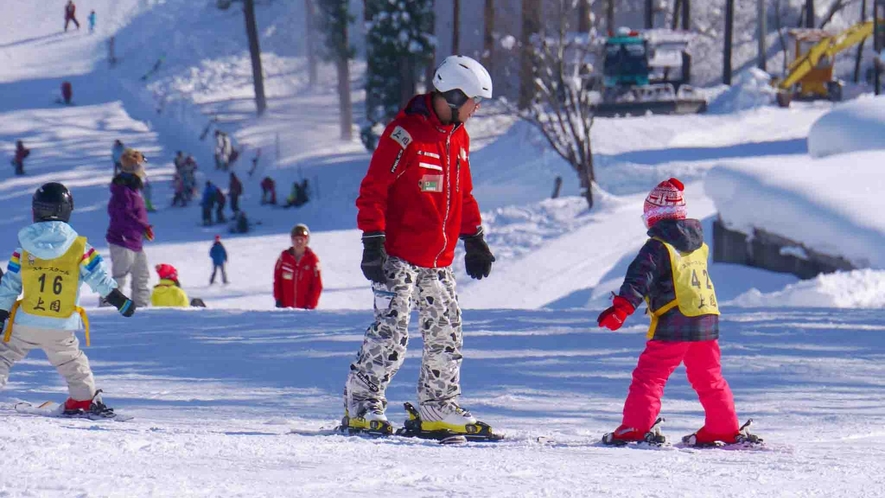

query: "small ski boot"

left=337, top=406, right=393, bottom=437
left=62, top=390, right=116, bottom=419
left=602, top=417, right=667, bottom=446
left=395, top=402, right=504, bottom=443
left=682, top=419, right=763, bottom=447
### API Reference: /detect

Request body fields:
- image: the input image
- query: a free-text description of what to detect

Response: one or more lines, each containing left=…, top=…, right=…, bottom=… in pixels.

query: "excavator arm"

left=779, top=21, right=874, bottom=90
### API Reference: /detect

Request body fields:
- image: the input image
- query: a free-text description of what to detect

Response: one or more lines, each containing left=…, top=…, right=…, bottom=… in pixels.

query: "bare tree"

left=453, top=0, right=461, bottom=54
left=805, top=0, right=815, bottom=28
left=855, top=0, right=867, bottom=83
left=517, top=0, right=597, bottom=209
left=723, top=0, right=734, bottom=84
left=305, top=0, right=318, bottom=87
left=317, top=0, right=354, bottom=140
left=244, top=0, right=267, bottom=115
left=482, top=0, right=495, bottom=69
left=519, top=0, right=542, bottom=110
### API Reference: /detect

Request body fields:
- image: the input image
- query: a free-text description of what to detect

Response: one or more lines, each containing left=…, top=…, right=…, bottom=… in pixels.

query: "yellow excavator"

left=774, top=20, right=879, bottom=107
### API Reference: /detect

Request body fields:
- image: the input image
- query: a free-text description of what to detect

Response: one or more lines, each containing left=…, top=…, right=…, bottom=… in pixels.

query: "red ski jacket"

left=356, top=94, right=483, bottom=268
left=273, top=247, right=322, bottom=309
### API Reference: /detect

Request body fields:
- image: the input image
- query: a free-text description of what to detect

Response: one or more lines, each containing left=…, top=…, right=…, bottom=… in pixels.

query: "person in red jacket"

left=342, top=55, right=498, bottom=439
left=12, top=140, right=29, bottom=176
left=273, top=224, right=321, bottom=309
left=64, top=0, right=80, bottom=31
left=597, top=179, right=761, bottom=447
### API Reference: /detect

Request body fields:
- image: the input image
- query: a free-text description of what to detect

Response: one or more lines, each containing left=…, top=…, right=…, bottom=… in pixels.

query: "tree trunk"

left=605, top=0, right=614, bottom=36
left=854, top=0, right=867, bottom=83
left=244, top=0, right=267, bottom=116
left=425, top=0, right=437, bottom=91
left=400, top=57, right=416, bottom=109
left=671, top=0, right=682, bottom=30
left=645, top=0, right=654, bottom=29
left=723, top=0, right=734, bottom=85
left=578, top=0, right=591, bottom=33
left=519, top=0, right=541, bottom=110
left=337, top=21, right=353, bottom=141
left=758, top=0, right=766, bottom=70
left=551, top=176, right=562, bottom=199
left=482, top=0, right=495, bottom=70
left=305, top=0, right=318, bottom=87
left=453, top=0, right=461, bottom=54
left=805, top=0, right=815, bottom=28
left=682, top=0, right=690, bottom=31
left=579, top=159, right=594, bottom=209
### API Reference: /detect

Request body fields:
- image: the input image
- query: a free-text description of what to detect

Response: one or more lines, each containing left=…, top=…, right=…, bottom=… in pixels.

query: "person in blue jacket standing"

left=201, top=181, right=218, bottom=226
left=209, top=235, right=228, bottom=284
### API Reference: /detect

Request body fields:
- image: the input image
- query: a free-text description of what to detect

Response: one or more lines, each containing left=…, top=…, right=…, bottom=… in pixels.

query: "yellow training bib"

left=651, top=237, right=720, bottom=318
left=20, top=236, right=85, bottom=318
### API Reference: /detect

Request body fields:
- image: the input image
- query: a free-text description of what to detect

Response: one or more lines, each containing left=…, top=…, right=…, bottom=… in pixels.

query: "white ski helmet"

left=432, top=55, right=493, bottom=102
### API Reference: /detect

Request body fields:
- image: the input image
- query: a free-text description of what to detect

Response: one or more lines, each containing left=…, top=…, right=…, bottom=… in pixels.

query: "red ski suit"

left=273, top=247, right=322, bottom=309
left=356, top=94, right=483, bottom=268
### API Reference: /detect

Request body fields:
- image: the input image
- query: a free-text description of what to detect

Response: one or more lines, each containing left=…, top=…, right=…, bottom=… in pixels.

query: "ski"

left=13, top=401, right=133, bottom=422
left=394, top=402, right=503, bottom=444
left=601, top=417, right=668, bottom=447
left=681, top=419, right=764, bottom=449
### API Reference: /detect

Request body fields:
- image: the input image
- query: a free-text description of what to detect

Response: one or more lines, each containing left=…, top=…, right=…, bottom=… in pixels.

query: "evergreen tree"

left=361, top=0, right=434, bottom=150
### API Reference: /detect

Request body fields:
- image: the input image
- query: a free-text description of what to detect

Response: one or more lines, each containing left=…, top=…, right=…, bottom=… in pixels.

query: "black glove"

left=462, top=231, right=495, bottom=280
left=0, top=309, right=8, bottom=332
left=275, top=300, right=283, bottom=308
left=360, top=232, right=386, bottom=284
left=105, top=289, right=136, bottom=317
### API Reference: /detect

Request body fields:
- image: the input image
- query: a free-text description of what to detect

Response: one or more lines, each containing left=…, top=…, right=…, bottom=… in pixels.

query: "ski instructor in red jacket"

left=342, top=55, right=499, bottom=440
left=273, top=224, right=322, bottom=309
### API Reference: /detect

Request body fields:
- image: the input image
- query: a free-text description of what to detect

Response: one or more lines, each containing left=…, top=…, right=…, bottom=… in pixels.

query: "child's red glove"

left=144, top=225, right=155, bottom=242
left=597, top=296, right=635, bottom=331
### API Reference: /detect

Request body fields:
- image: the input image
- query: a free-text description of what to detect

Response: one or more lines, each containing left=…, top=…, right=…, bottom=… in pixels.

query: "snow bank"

left=728, top=269, right=885, bottom=308
left=706, top=68, right=777, bottom=114
left=807, top=96, right=885, bottom=158
left=704, top=150, right=885, bottom=269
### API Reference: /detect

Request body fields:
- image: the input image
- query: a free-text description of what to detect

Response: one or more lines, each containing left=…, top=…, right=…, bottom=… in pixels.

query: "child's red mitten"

left=597, top=296, right=635, bottom=331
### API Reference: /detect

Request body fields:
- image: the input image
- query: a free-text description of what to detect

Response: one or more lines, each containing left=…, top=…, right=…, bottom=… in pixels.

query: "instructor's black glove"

left=462, top=231, right=495, bottom=280
left=0, top=309, right=8, bottom=332
left=275, top=300, right=284, bottom=308
left=360, top=232, right=387, bottom=284
left=105, top=289, right=136, bottom=317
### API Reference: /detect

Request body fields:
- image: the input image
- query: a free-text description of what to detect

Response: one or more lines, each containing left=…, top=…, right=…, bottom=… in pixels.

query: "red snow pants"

left=620, top=339, right=738, bottom=435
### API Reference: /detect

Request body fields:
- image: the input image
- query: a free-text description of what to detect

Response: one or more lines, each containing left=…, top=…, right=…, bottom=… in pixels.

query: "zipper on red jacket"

left=433, top=125, right=458, bottom=268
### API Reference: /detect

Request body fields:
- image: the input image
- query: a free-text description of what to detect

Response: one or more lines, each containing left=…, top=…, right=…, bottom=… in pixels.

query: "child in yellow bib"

left=0, top=183, right=136, bottom=417
left=596, top=178, right=760, bottom=447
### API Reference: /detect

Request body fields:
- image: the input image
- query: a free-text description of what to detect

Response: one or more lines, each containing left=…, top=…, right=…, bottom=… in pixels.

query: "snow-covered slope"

left=807, top=95, right=885, bottom=158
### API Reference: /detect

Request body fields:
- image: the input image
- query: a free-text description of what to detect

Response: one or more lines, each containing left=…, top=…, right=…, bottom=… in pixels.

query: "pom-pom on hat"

left=643, top=178, right=687, bottom=228
left=155, top=263, right=178, bottom=281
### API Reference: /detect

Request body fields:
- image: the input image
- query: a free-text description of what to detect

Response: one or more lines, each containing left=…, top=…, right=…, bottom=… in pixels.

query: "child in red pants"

left=597, top=178, right=760, bottom=446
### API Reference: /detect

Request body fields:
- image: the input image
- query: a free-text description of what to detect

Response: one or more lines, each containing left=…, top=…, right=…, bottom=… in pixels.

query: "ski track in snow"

left=1, top=309, right=885, bottom=496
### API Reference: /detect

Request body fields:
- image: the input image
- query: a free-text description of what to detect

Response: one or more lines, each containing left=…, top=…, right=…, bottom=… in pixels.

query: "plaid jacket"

left=618, top=219, right=719, bottom=342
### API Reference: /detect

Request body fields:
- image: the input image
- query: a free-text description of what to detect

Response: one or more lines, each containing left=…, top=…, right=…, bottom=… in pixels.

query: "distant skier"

left=111, top=139, right=124, bottom=176
left=283, top=179, right=310, bottom=208
left=260, top=176, right=276, bottom=205
left=209, top=235, right=228, bottom=285
left=0, top=182, right=135, bottom=418
left=597, top=178, right=762, bottom=447
left=214, top=130, right=232, bottom=171
left=88, top=10, right=96, bottom=34
left=273, top=224, right=321, bottom=309
left=61, top=81, right=73, bottom=105
left=201, top=181, right=217, bottom=226
left=11, top=140, right=30, bottom=176
left=64, top=0, right=80, bottom=31
left=228, top=172, right=242, bottom=213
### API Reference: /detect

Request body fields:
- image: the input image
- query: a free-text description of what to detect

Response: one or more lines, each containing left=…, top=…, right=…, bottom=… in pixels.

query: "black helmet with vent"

left=33, top=182, right=74, bottom=223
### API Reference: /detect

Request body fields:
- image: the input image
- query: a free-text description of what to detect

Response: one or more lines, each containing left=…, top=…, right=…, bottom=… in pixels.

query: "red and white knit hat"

left=642, top=178, right=687, bottom=228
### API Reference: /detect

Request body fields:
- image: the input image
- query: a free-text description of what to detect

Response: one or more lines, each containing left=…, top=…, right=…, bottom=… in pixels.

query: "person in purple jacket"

left=106, top=148, right=153, bottom=307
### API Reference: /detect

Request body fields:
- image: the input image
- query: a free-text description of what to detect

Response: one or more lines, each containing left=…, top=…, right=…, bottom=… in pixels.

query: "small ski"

left=13, top=401, right=133, bottom=422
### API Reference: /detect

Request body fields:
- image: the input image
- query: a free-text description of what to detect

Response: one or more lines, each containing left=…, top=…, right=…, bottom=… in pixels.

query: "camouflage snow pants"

left=345, top=256, right=464, bottom=415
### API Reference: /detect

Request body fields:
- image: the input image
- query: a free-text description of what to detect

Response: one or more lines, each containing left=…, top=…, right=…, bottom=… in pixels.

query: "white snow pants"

left=345, top=256, right=464, bottom=416
left=109, top=243, right=150, bottom=307
left=0, top=324, right=96, bottom=401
